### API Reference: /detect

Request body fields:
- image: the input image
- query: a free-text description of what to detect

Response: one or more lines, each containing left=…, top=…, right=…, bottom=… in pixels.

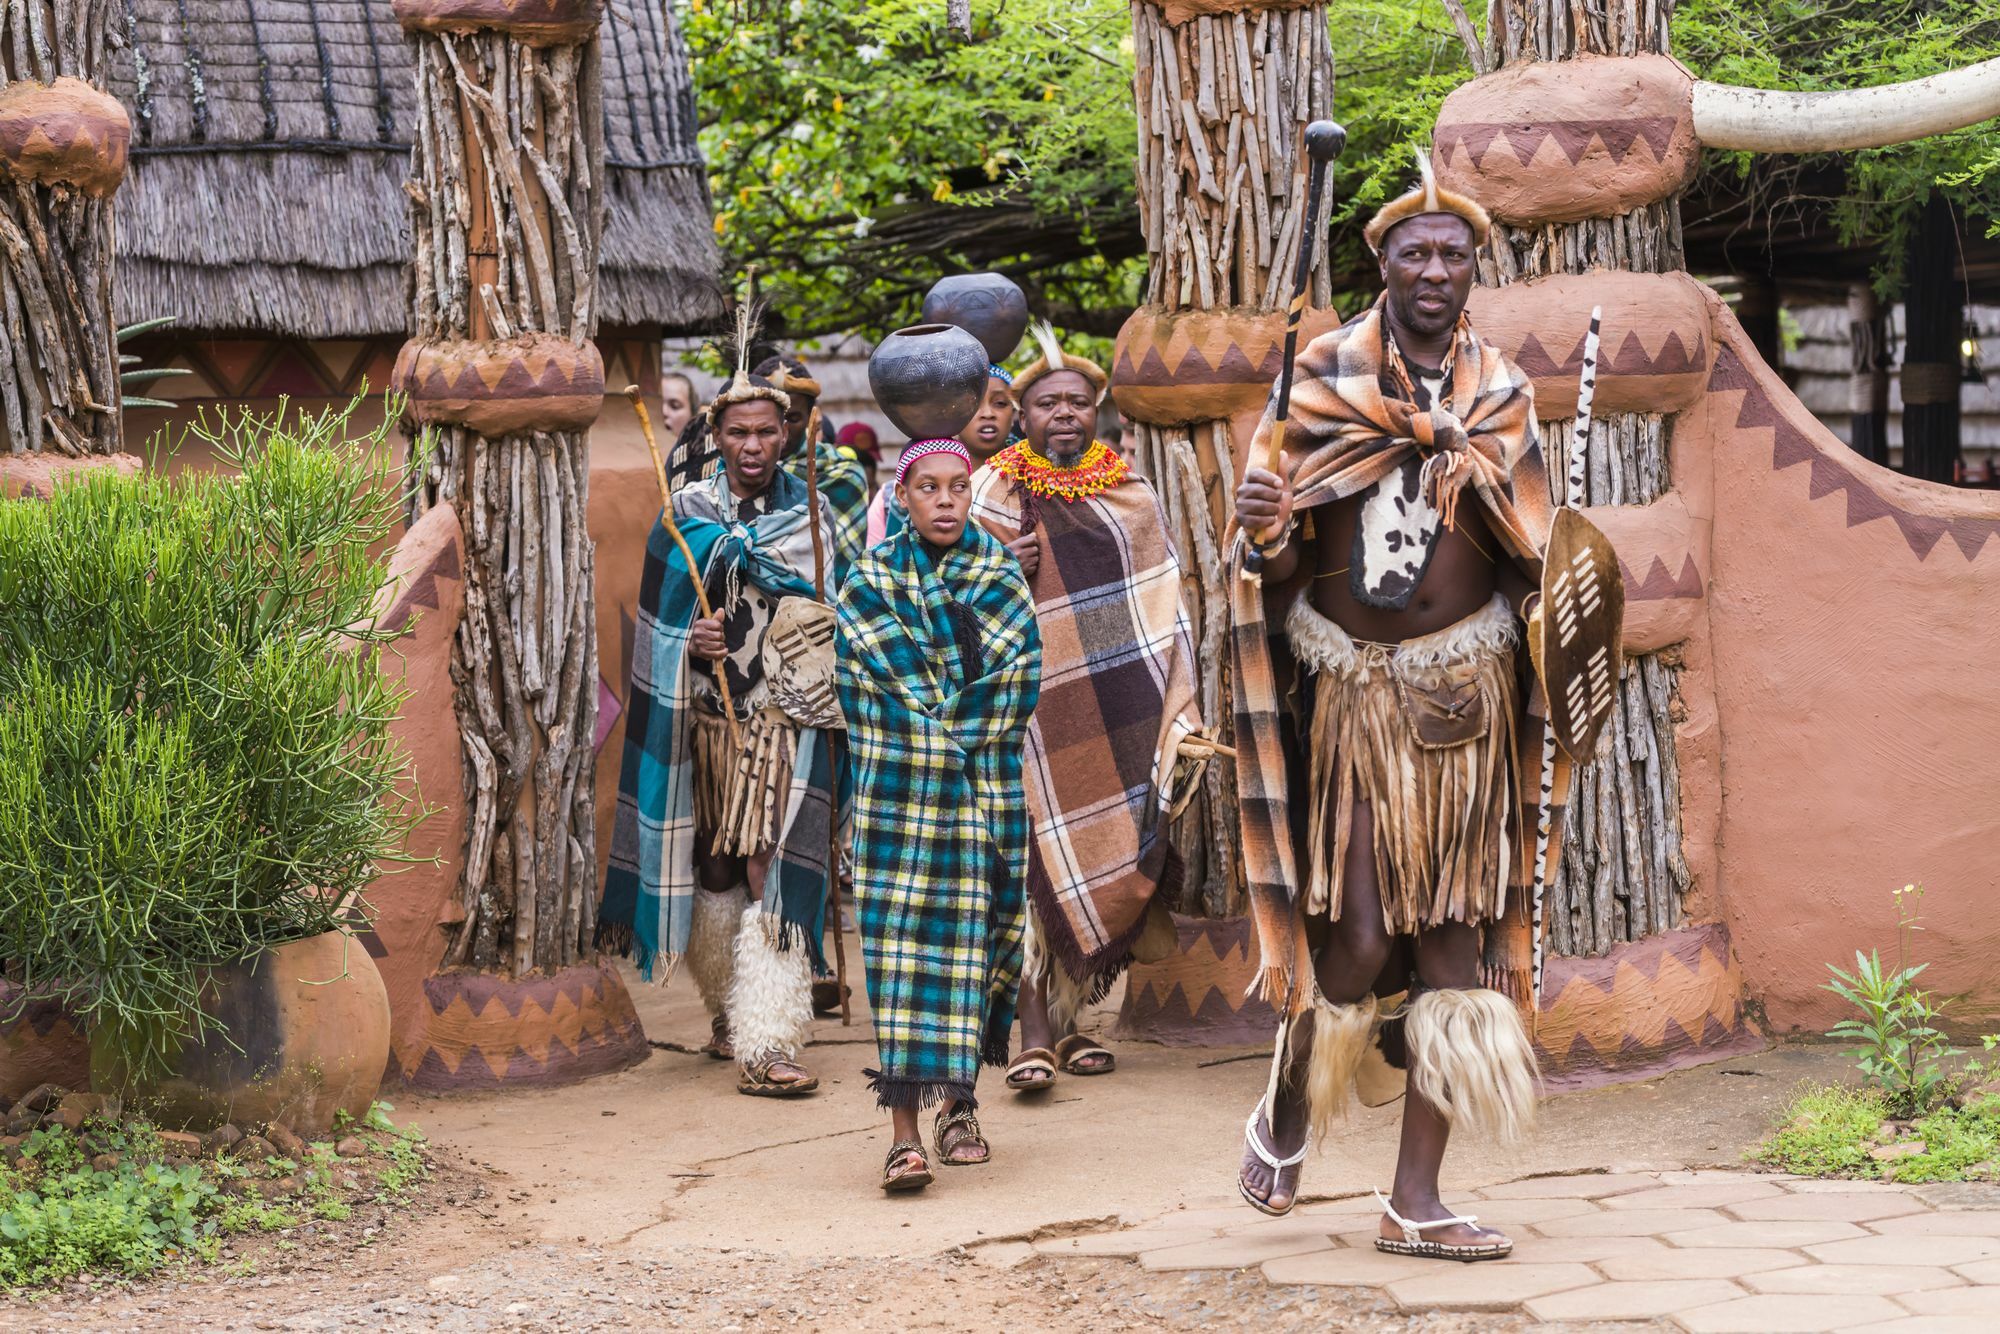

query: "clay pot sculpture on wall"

left=868, top=324, right=990, bottom=440
left=89, top=932, right=392, bottom=1136
left=920, top=273, right=1030, bottom=365
left=0, top=77, right=131, bottom=196
left=394, top=333, right=606, bottom=440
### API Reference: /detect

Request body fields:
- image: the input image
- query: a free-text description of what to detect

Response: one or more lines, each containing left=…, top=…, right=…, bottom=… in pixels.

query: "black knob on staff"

left=1245, top=118, right=1346, bottom=579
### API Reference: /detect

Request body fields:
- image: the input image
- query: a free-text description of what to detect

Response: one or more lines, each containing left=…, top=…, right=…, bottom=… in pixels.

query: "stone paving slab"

left=1058, top=1168, right=2000, bottom=1330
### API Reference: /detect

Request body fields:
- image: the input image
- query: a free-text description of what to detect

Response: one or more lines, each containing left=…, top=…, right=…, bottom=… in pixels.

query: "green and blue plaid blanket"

left=836, top=523, right=1041, bottom=1109
left=599, top=468, right=837, bottom=980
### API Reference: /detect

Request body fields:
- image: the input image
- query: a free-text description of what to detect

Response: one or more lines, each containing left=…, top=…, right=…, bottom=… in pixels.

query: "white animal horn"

left=1693, top=57, right=2000, bottom=153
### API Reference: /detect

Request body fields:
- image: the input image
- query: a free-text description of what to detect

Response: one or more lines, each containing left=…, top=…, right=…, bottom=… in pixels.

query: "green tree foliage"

left=1674, top=0, right=2000, bottom=287
left=693, top=0, right=1997, bottom=332
left=691, top=0, right=1141, bottom=338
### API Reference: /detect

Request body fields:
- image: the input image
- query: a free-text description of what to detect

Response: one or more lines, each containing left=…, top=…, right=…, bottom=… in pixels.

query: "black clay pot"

left=921, top=273, right=1030, bottom=364
left=868, top=324, right=990, bottom=441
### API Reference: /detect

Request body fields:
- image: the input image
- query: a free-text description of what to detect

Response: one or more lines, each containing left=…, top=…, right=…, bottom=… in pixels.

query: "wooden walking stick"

left=626, top=385, right=741, bottom=755
left=796, top=422, right=854, bottom=1025
left=1244, top=119, right=1347, bottom=584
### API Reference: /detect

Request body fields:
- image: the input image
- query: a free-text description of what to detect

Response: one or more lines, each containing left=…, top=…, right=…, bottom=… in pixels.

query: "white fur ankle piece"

left=1405, top=988, right=1538, bottom=1143
left=688, top=884, right=748, bottom=1018
left=1300, top=994, right=1377, bottom=1144
left=727, top=907, right=814, bottom=1067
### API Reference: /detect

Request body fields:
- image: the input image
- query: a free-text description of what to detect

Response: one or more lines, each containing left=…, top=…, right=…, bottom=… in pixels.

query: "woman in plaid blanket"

left=836, top=438, right=1041, bottom=1192
left=969, top=326, right=1213, bottom=1093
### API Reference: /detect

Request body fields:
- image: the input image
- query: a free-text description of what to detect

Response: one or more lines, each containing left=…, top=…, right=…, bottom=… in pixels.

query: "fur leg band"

left=688, top=884, right=748, bottom=1019
left=1298, top=994, right=1377, bottom=1144
left=727, top=906, right=814, bottom=1067
left=1405, top=987, right=1538, bottom=1143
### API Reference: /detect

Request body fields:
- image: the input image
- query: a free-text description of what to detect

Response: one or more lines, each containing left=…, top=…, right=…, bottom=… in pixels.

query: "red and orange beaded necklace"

left=989, top=440, right=1128, bottom=503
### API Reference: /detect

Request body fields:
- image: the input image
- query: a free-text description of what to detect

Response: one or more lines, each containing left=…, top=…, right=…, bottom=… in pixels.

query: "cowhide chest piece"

left=1350, top=456, right=1443, bottom=610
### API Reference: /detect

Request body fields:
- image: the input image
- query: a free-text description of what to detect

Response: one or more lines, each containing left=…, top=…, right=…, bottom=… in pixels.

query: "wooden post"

left=0, top=3, right=126, bottom=455
left=1901, top=193, right=1963, bottom=485
left=1121, top=0, right=1335, bottom=915
left=397, top=0, right=607, bottom=974
left=1848, top=282, right=1891, bottom=466
left=1443, top=0, right=1690, bottom=956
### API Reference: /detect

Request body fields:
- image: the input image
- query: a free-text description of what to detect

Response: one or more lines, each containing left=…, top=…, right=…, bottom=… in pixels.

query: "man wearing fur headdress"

left=1228, top=151, right=1555, bottom=1258
left=600, top=327, right=842, bottom=1099
left=968, top=327, right=1215, bottom=1093
left=755, top=353, right=871, bottom=579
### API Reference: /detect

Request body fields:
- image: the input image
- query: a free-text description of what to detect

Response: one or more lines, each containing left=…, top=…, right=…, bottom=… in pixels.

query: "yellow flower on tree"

left=933, top=179, right=954, bottom=201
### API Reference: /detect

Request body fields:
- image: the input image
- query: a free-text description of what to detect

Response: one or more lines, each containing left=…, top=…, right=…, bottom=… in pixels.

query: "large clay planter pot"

left=921, top=273, right=1030, bottom=364
left=867, top=324, right=989, bottom=440
left=0, top=979, right=91, bottom=1102
left=89, top=931, right=391, bottom=1135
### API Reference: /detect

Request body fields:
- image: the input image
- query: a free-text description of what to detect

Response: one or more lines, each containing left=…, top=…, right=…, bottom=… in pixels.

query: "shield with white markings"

left=1535, top=507, right=1625, bottom=763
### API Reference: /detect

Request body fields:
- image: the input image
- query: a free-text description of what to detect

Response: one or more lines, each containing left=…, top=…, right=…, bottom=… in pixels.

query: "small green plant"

left=1825, top=883, right=1953, bottom=1118
left=0, top=1130, right=222, bottom=1287
left=1755, top=1084, right=1885, bottom=1176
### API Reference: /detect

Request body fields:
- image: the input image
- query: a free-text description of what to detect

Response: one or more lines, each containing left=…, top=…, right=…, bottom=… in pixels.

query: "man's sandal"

left=1054, top=1033, right=1116, bottom=1076
left=933, top=1105, right=990, bottom=1167
left=1372, top=1189, right=1512, bottom=1262
left=1238, top=1097, right=1308, bottom=1217
left=1006, top=1047, right=1057, bottom=1091
left=737, top=1056, right=820, bottom=1097
left=701, top=1013, right=732, bottom=1061
left=882, top=1141, right=932, bottom=1192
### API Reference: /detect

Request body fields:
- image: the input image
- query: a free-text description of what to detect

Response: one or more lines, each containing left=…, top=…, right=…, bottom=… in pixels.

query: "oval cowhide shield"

left=1536, top=507, right=1624, bottom=762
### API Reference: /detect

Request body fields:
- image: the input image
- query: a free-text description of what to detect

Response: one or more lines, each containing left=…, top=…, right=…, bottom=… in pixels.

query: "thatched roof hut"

left=110, top=1, right=724, bottom=338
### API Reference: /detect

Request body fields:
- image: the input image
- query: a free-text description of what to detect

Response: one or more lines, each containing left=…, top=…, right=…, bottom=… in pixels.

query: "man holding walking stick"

left=599, top=310, right=842, bottom=1099
left=1231, top=143, right=1562, bottom=1259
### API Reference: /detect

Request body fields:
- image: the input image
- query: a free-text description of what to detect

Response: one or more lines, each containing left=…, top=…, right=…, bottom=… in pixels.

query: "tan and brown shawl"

left=1230, top=297, right=1566, bottom=1015
left=970, top=457, right=1204, bottom=988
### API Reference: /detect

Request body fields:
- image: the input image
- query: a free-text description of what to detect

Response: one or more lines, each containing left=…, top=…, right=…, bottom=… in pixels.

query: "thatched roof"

left=110, top=1, right=724, bottom=338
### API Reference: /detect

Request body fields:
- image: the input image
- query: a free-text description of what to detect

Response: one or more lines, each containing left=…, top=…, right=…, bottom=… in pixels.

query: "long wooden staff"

left=1244, top=119, right=1346, bottom=583
left=797, top=416, right=853, bottom=1026
left=626, top=386, right=741, bottom=756
left=1528, top=306, right=1602, bottom=999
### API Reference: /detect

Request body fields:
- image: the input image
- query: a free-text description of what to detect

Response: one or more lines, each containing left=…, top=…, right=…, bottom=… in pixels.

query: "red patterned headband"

left=895, top=438, right=972, bottom=486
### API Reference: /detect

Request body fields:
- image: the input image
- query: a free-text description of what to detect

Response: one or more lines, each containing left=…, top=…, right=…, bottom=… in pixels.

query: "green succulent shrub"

left=0, top=399, right=423, bottom=1073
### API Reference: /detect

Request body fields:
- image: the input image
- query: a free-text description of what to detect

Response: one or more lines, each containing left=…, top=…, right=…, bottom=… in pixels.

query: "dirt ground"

left=0, top=950, right=1844, bottom=1332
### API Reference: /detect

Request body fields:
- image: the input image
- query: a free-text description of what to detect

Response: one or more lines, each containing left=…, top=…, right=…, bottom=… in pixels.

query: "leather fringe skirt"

left=690, top=697, right=797, bottom=859
left=1288, top=594, right=1518, bottom=935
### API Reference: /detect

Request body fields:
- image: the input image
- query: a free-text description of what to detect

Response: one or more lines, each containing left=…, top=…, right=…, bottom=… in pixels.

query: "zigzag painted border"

left=389, top=959, right=648, bottom=1091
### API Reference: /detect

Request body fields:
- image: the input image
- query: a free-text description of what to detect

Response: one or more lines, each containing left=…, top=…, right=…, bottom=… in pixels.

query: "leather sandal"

left=881, top=1140, right=932, bottom=1192
left=1055, top=1032, right=1115, bottom=1075
left=701, top=1013, right=732, bottom=1061
left=933, top=1105, right=990, bottom=1167
left=1238, top=1097, right=1308, bottom=1217
left=737, top=1055, right=820, bottom=1097
left=1006, top=1047, right=1057, bottom=1092
left=1372, top=1189, right=1512, bottom=1262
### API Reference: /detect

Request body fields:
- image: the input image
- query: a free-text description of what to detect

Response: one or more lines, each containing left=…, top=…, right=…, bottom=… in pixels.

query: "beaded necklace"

left=990, top=440, right=1128, bottom=502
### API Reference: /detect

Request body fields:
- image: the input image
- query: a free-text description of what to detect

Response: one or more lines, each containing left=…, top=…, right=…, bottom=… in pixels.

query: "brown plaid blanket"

left=1230, top=297, right=1565, bottom=1014
left=970, top=463, right=1203, bottom=983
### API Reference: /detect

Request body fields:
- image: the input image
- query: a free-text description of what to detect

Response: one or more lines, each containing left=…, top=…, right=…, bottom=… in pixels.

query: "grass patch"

left=1756, top=1081, right=2000, bottom=1183
left=0, top=1101, right=432, bottom=1291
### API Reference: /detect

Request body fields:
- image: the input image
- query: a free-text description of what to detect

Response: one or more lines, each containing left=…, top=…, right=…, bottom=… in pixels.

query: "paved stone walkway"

left=1025, top=1170, right=2000, bottom=1330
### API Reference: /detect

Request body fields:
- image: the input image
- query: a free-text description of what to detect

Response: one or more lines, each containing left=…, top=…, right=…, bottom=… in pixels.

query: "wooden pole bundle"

left=1443, top=0, right=1690, bottom=957
left=1127, top=0, right=1334, bottom=915
left=403, top=22, right=606, bottom=975
left=0, top=1, right=122, bottom=455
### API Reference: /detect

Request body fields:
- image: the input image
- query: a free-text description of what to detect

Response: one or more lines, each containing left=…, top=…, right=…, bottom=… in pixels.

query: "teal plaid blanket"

left=835, top=523, right=1041, bottom=1110
left=600, top=469, right=837, bottom=979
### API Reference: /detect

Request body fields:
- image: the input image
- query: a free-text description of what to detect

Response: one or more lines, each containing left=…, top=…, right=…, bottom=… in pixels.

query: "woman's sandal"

left=737, top=1056, right=820, bottom=1097
left=1372, top=1189, right=1512, bottom=1262
left=1237, top=1097, right=1308, bottom=1218
left=1006, top=1047, right=1057, bottom=1092
left=933, top=1105, right=990, bottom=1167
left=1054, top=1032, right=1116, bottom=1075
left=881, top=1140, right=932, bottom=1192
